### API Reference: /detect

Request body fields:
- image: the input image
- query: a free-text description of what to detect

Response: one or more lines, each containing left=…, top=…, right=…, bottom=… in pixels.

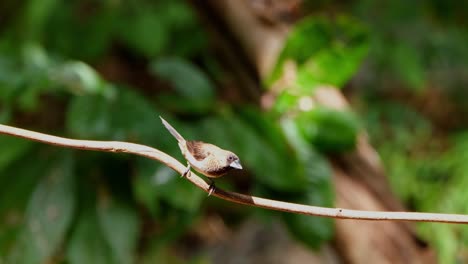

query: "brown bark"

left=190, top=0, right=437, bottom=263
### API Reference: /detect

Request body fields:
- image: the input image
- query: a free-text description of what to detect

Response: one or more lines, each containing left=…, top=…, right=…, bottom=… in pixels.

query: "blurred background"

left=0, top=0, right=468, bottom=263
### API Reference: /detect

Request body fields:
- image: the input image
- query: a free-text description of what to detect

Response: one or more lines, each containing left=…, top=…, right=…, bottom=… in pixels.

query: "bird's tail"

left=160, top=116, right=185, bottom=143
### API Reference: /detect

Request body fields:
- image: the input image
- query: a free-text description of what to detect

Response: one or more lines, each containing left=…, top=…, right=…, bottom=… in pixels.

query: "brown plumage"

left=160, top=116, right=243, bottom=179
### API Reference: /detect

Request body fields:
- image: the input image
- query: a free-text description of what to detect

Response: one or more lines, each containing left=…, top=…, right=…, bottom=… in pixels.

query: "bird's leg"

left=182, top=163, right=191, bottom=178
left=207, top=178, right=216, bottom=196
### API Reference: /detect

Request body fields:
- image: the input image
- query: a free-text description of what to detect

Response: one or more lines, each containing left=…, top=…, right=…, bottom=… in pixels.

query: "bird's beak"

left=230, top=160, right=243, bottom=170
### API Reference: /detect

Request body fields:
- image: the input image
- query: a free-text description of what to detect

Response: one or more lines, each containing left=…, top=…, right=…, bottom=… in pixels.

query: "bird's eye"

left=228, top=156, right=234, bottom=161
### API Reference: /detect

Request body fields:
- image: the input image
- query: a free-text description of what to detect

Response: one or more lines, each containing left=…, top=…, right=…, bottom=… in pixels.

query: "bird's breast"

left=185, top=155, right=231, bottom=178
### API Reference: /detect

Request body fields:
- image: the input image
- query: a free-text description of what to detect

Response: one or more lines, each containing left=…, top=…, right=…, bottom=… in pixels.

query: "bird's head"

left=226, top=153, right=242, bottom=170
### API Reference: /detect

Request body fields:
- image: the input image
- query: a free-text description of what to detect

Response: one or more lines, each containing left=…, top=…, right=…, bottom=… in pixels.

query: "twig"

left=0, top=124, right=467, bottom=224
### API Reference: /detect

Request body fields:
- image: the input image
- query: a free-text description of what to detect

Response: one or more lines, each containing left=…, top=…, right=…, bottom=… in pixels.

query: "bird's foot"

left=182, top=163, right=191, bottom=178
left=207, top=179, right=216, bottom=196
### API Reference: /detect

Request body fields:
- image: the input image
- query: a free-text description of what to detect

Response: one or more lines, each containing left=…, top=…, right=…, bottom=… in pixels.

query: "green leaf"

left=98, top=197, right=140, bottom=264
left=0, top=104, right=12, bottom=123
left=160, top=1, right=197, bottom=29
left=7, top=151, right=76, bottom=264
left=297, top=44, right=368, bottom=89
left=277, top=17, right=334, bottom=65
left=282, top=203, right=334, bottom=249
left=66, top=88, right=166, bottom=145
left=44, top=2, right=117, bottom=59
left=134, top=158, right=204, bottom=212
left=267, top=16, right=369, bottom=90
left=419, top=224, right=457, bottom=264
left=118, top=7, right=167, bottom=57
left=67, top=208, right=113, bottom=264
left=280, top=116, right=334, bottom=194
left=196, top=115, right=307, bottom=191
left=66, top=93, right=112, bottom=139
left=0, top=150, right=46, bottom=216
left=277, top=121, right=334, bottom=247
left=0, top=54, right=23, bottom=102
left=392, top=42, right=426, bottom=90
left=133, top=160, right=162, bottom=216
left=0, top=147, right=48, bottom=259
left=157, top=209, right=198, bottom=244
left=49, top=61, right=116, bottom=96
left=21, top=0, right=60, bottom=41
left=229, top=116, right=307, bottom=190
left=278, top=116, right=335, bottom=249
left=272, top=90, right=301, bottom=114
left=161, top=1, right=206, bottom=57
left=238, top=107, right=291, bottom=155
left=0, top=43, right=113, bottom=112
left=298, top=108, right=359, bottom=153
left=0, top=44, right=54, bottom=111
left=159, top=176, right=205, bottom=212
left=151, top=57, right=215, bottom=113
left=0, top=136, right=34, bottom=173
left=278, top=154, right=334, bottom=249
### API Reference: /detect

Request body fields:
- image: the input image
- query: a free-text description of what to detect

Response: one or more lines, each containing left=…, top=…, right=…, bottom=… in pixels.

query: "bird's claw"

left=207, top=179, right=216, bottom=196
left=182, top=163, right=191, bottom=178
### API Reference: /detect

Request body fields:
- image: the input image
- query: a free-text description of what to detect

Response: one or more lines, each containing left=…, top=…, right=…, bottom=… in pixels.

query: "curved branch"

left=0, top=123, right=467, bottom=224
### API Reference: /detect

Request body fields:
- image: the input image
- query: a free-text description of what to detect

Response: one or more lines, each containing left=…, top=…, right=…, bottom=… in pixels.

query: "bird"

left=160, top=116, right=243, bottom=194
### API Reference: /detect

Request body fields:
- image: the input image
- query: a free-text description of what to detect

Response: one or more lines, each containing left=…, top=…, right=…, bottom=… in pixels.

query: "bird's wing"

left=186, top=141, right=209, bottom=161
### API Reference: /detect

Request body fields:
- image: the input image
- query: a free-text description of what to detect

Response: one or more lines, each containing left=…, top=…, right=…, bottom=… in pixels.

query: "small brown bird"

left=160, top=116, right=242, bottom=193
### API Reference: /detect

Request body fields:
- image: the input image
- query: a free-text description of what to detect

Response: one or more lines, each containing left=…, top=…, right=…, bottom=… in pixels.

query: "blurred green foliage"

left=297, top=108, right=359, bottom=153
left=351, top=0, right=468, bottom=93
left=5, top=0, right=466, bottom=262
left=347, top=0, right=468, bottom=262
left=150, top=57, right=216, bottom=113
left=0, top=0, right=373, bottom=262
left=267, top=16, right=369, bottom=90
left=364, top=102, right=468, bottom=263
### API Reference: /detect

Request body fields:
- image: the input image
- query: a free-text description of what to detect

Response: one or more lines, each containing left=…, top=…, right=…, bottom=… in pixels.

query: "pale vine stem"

left=0, top=124, right=467, bottom=224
